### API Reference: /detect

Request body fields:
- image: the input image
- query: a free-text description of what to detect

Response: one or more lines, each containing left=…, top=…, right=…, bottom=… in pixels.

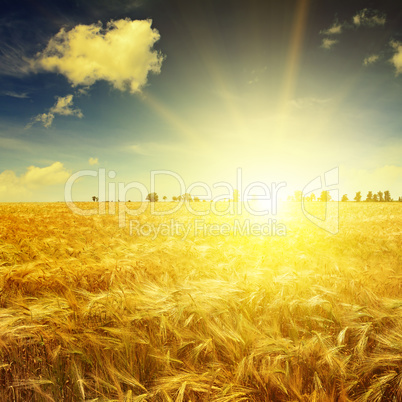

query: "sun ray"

left=175, top=1, right=248, bottom=137
left=276, top=0, right=311, bottom=135
left=140, top=91, right=203, bottom=145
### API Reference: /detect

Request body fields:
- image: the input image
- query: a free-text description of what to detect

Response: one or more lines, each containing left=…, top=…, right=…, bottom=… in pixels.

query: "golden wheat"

left=0, top=201, right=401, bottom=401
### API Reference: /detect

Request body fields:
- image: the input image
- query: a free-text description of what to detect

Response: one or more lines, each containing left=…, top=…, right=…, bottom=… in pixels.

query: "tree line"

left=92, top=190, right=401, bottom=202
left=288, top=190, right=400, bottom=202
left=146, top=193, right=202, bottom=202
left=346, top=190, right=397, bottom=202
left=289, top=191, right=333, bottom=202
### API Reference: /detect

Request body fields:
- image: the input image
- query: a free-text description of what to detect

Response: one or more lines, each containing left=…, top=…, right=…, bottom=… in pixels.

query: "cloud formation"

left=2, top=90, right=29, bottom=98
left=0, top=162, right=70, bottom=201
left=32, top=19, right=164, bottom=93
left=0, top=170, right=29, bottom=200
left=320, top=9, right=386, bottom=53
left=321, top=23, right=342, bottom=35
left=363, top=54, right=380, bottom=66
left=353, top=9, right=386, bottom=27
left=390, top=41, right=402, bottom=75
left=321, top=38, right=338, bottom=50
left=28, top=94, right=83, bottom=128
left=22, top=162, right=70, bottom=187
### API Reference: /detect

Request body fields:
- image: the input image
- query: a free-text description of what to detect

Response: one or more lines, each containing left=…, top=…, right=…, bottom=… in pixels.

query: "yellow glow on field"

left=1, top=201, right=401, bottom=400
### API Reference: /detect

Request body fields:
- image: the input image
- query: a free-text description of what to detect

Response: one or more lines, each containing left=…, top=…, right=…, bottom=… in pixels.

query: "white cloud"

left=353, top=9, right=386, bottom=27
left=22, top=162, right=70, bottom=188
left=2, top=91, right=29, bottom=98
left=320, top=10, right=386, bottom=53
left=28, top=94, right=83, bottom=128
left=0, top=162, right=70, bottom=201
left=363, top=54, right=380, bottom=66
left=51, top=95, right=82, bottom=117
left=32, top=19, right=164, bottom=93
left=30, top=113, right=53, bottom=128
left=89, top=157, right=99, bottom=165
left=390, top=41, right=402, bottom=75
left=321, top=38, right=338, bottom=50
left=321, top=23, right=343, bottom=35
left=0, top=170, right=30, bottom=200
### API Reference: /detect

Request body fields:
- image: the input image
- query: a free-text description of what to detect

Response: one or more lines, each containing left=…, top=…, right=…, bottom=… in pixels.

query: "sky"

left=0, top=0, right=401, bottom=202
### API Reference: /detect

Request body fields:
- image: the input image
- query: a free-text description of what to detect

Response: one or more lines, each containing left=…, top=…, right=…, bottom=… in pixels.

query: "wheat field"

left=0, top=201, right=401, bottom=401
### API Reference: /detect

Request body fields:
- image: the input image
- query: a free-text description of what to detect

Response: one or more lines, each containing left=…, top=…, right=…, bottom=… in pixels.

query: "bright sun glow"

left=1, top=0, right=402, bottom=399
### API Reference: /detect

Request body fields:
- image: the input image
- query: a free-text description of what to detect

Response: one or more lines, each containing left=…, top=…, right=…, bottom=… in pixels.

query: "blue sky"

left=0, top=0, right=401, bottom=202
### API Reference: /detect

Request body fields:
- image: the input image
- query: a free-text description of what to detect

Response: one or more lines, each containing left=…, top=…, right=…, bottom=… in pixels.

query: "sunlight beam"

left=276, top=0, right=311, bottom=134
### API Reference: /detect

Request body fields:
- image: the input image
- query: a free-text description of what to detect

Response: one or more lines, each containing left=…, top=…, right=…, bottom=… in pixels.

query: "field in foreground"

left=0, top=202, right=401, bottom=401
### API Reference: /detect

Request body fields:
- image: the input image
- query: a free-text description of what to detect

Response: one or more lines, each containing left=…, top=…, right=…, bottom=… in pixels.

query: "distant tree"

left=320, top=190, right=332, bottom=202
left=303, top=193, right=316, bottom=202
left=305, top=194, right=316, bottom=202
left=378, top=191, right=384, bottom=202
left=194, top=197, right=200, bottom=202
left=399, top=196, right=402, bottom=202
left=366, top=191, right=373, bottom=202
left=182, top=193, right=192, bottom=202
left=341, top=194, right=348, bottom=202
left=163, top=196, right=167, bottom=201
left=384, top=190, right=391, bottom=202
left=146, top=192, right=158, bottom=202
left=373, top=194, right=378, bottom=202
left=294, top=191, right=302, bottom=202
left=172, top=196, right=177, bottom=201
left=92, top=196, right=99, bottom=202
left=354, top=192, right=362, bottom=202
